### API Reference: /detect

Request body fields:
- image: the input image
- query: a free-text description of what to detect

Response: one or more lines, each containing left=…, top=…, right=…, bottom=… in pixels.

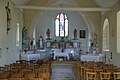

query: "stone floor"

left=50, top=62, right=76, bottom=80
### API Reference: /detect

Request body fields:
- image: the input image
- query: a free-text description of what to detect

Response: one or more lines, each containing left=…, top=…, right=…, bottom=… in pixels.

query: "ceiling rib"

left=15, top=5, right=111, bottom=11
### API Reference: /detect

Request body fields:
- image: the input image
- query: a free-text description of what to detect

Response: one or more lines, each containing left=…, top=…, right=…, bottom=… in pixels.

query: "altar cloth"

left=81, top=54, right=103, bottom=62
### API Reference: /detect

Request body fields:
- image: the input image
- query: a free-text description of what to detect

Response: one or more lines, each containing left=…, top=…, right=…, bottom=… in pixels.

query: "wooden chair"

left=9, top=69, right=23, bottom=78
left=114, top=72, right=120, bottom=80
left=86, top=72, right=96, bottom=80
left=9, top=78, right=24, bottom=80
left=100, top=72, right=111, bottom=80
left=93, top=67, right=103, bottom=80
left=23, top=69, right=36, bottom=80
left=37, top=68, right=50, bottom=80
left=84, top=68, right=94, bottom=80
left=35, top=78, right=45, bottom=80
left=0, top=70, right=9, bottom=79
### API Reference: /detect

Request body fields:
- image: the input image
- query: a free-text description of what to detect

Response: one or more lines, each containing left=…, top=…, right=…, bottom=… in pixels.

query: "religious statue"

left=46, top=28, right=50, bottom=39
left=30, top=39, right=33, bottom=50
left=5, top=2, right=11, bottom=34
left=22, top=27, right=27, bottom=40
left=38, top=36, right=44, bottom=49
left=74, top=29, right=77, bottom=39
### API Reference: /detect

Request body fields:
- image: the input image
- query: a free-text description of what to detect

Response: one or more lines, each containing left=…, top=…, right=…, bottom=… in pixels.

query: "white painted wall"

left=0, top=0, right=23, bottom=66
left=102, top=1, right=120, bottom=67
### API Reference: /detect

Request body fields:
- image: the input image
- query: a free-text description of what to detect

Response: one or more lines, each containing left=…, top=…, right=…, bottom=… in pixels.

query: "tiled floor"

left=50, top=62, right=76, bottom=80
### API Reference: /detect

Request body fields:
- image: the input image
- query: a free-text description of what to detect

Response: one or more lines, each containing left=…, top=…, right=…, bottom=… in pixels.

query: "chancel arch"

left=26, top=0, right=97, bottom=52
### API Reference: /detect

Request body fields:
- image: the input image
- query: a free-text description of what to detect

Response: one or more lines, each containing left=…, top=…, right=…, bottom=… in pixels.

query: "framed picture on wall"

left=80, top=30, right=86, bottom=38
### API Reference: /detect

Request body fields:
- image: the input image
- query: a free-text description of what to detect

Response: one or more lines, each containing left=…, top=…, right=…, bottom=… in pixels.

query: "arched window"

left=103, top=19, right=109, bottom=51
left=16, top=23, right=19, bottom=46
left=55, top=12, right=68, bottom=37
left=117, top=11, right=120, bottom=53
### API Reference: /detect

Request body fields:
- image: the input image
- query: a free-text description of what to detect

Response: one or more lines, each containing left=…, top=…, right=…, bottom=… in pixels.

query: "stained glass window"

left=55, top=13, right=68, bottom=37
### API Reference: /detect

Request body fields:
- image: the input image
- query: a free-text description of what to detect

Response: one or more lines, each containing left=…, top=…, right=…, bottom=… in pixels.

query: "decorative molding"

left=15, top=5, right=111, bottom=11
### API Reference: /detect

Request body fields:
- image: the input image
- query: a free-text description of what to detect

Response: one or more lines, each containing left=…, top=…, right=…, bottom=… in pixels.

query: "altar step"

left=50, top=63, right=76, bottom=80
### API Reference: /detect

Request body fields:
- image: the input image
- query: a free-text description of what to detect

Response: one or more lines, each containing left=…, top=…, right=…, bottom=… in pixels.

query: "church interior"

left=0, top=0, right=120, bottom=80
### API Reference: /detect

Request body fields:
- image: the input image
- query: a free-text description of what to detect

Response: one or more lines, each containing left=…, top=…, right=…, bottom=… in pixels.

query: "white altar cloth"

left=21, top=51, right=40, bottom=61
left=21, top=50, right=50, bottom=61
left=54, top=52, right=69, bottom=60
left=81, top=54, right=103, bottom=62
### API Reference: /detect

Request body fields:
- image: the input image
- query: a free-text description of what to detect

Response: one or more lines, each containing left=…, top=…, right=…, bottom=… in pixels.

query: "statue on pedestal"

left=38, top=36, right=44, bottom=49
left=74, top=29, right=77, bottom=39
left=22, top=27, right=27, bottom=40
left=30, top=39, right=33, bottom=50
left=46, top=28, right=50, bottom=39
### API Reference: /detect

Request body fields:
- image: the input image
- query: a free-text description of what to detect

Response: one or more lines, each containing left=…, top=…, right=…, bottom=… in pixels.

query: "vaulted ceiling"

left=11, top=0, right=119, bottom=7
left=95, top=0, right=119, bottom=7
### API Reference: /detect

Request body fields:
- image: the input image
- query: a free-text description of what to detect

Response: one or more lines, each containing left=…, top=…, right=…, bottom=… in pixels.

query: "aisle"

left=50, top=62, right=76, bottom=80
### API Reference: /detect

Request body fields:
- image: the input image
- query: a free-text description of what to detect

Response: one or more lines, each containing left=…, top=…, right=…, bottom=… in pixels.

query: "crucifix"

left=5, top=2, right=11, bottom=34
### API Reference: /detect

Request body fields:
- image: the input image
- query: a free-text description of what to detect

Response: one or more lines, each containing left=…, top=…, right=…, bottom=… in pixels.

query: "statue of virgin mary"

left=74, top=29, right=77, bottom=39
left=46, top=28, right=50, bottom=39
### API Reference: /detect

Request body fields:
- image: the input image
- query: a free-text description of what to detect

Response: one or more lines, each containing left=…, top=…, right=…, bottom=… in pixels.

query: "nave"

left=0, top=60, right=77, bottom=80
left=50, top=62, right=76, bottom=80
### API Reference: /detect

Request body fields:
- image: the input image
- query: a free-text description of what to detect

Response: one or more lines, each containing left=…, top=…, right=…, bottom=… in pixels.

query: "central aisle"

left=50, top=62, right=76, bottom=80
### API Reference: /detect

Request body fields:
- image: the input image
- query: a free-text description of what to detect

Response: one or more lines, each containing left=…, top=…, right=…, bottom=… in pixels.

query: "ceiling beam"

left=15, top=5, right=111, bottom=11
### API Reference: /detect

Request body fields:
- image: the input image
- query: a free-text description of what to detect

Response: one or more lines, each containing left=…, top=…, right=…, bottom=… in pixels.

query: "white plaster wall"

left=102, top=1, right=120, bottom=67
left=35, top=11, right=88, bottom=52
left=0, top=0, right=23, bottom=66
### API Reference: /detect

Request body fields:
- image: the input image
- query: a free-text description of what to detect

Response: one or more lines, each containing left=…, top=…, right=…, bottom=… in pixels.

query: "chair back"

left=86, top=72, right=96, bottom=80
left=100, top=72, right=111, bottom=80
left=114, top=72, right=120, bottom=80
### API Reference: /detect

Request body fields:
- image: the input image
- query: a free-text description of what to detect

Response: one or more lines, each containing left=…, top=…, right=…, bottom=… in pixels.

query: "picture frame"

left=80, top=30, right=86, bottom=38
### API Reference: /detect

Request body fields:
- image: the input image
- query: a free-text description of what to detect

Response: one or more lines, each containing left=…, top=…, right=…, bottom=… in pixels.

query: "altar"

left=21, top=50, right=48, bottom=61
left=54, top=52, right=69, bottom=61
left=52, top=48, right=75, bottom=61
left=81, top=54, right=103, bottom=62
left=21, top=52, right=40, bottom=61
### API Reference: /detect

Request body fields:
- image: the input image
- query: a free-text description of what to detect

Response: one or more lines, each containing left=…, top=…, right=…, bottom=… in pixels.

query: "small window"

left=16, top=23, right=19, bottom=46
left=55, top=12, right=68, bottom=37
